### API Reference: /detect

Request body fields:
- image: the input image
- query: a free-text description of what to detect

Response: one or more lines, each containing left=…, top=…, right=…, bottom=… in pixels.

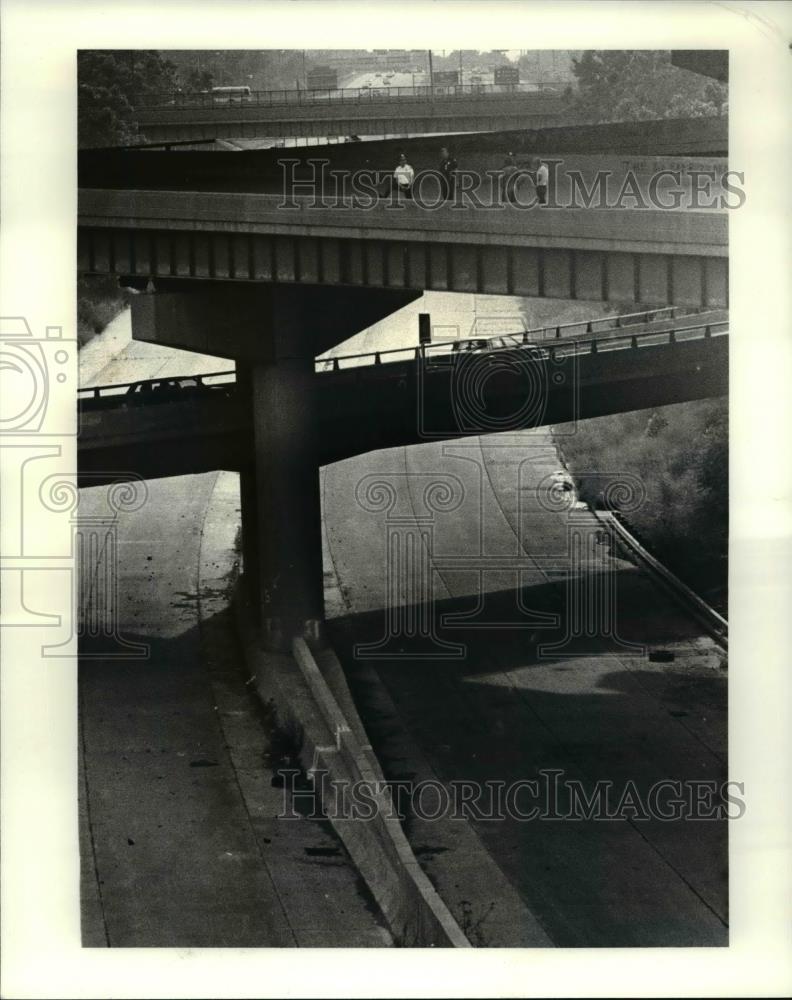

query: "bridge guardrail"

left=134, top=82, right=566, bottom=112
left=315, top=314, right=728, bottom=372
left=77, top=315, right=727, bottom=406
left=78, top=370, right=236, bottom=405
left=599, top=511, right=728, bottom=651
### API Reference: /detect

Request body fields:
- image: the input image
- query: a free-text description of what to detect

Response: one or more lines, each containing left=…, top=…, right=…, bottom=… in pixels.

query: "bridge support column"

left=250, top=330, right=324, bottom=651
left=129, top=281, right=421, bottom=648
left=235, top=366, right=261, bottom=620
left=239, top=465, right=261, bottom=621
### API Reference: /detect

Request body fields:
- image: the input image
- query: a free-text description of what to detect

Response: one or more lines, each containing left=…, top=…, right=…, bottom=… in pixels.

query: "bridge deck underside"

left=79, top=224, right=727, bottom=308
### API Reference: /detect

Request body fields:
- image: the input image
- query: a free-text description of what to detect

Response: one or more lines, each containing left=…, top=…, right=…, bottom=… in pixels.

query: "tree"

left=557, top=397, right=729, bottom=609
left=78, top=50, right=179, bottom=147
left=182, top=66, right=214, bottom=92
left=568, top=50, right=727, bottom=123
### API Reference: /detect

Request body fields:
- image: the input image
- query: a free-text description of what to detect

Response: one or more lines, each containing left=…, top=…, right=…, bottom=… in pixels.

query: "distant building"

left=494, top=65, right=520, bottom=87
left=432, top=70, right=459, bottom=86
left=317, top=49, right=424, bottom=75
left=306, top=65, right=338, bottom=90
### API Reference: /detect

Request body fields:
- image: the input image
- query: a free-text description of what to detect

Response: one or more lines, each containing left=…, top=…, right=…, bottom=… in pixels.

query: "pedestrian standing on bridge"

left=501, top=151, right=520, bottom=205
left=438, top=146, right=457, bottom=201
left=534, top=157, right=549, bottom=205
left=393, top=152, right=415, bottom=199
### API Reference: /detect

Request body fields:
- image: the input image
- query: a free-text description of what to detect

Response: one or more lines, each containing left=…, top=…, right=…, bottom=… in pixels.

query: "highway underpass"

left=77, top=116, right=730, bottom=945
left=78, top=315, right=727, bottom=947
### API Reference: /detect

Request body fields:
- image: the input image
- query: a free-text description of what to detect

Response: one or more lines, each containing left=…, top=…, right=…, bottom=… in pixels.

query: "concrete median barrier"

left=234, top=584, right=470, bottom=947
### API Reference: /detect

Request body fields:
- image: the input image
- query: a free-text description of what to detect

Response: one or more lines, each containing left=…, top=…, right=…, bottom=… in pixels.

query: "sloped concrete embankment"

left=235, top=587, right=470, bottom=948
left=79, top=305, right=133, bottom=386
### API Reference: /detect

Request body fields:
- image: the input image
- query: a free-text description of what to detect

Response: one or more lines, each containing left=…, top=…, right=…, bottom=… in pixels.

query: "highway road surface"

left=78, top=319, right=391, bottom=947
left=79, top=298, right=728, bottom=947
left=321, top=429, right=728, bottom=947
left=317, top=297, right=728, bottom=947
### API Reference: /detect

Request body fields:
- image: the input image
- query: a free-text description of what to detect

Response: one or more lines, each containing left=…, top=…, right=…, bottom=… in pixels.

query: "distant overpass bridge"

left=117, top=114, right=728, bottom=158
left=670, top=50, right=728, bottom=83
left=85, top=118, right=728, bottom=184
left=78, top=310, right=728, bottom=486
left=135, top=85, right=571, bottom=141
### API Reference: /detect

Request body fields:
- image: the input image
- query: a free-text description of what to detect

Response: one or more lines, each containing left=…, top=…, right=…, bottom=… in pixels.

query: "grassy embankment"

left=555, top=399, right=728, bottom=614
left=77, top=275, right=130, bottom=348
left=513, top=297, right=728, bottom=614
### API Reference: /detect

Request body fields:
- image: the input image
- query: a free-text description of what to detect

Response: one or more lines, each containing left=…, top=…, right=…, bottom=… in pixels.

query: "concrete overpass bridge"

left=135, top=86, right=570, bottom=141
left=77, top=120, right=728, bottom=646
left=80, top=120, right=728, bottom=317
left=79, top=190, right=727, bottom=308
left=79, top=309, right=727, bottom=485
left=96, top=115, right=728, bottom=161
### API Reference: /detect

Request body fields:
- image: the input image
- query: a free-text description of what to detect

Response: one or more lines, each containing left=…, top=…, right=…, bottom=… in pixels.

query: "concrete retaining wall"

left=235, top=585, right=470, bottom=947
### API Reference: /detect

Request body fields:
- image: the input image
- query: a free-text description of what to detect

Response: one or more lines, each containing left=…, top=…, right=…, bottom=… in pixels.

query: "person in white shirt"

left=393, top=153, right=415, bottom=198
left=535, top=158, right=549, bottom=205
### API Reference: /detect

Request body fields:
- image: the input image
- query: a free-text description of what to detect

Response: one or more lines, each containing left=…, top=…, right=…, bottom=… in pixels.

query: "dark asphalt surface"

left=322, top=430, right=728, bottom=947
left=78, top=339, right=391, bottom=947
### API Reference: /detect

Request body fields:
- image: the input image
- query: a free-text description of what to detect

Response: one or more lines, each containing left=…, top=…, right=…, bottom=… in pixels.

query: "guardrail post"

left=586, top=320, right=593, bottom=333
left=522, top=329, right=529, bottom=344
left=332, top=358, right=339, bottom=371
left=704, top=325, right=711, bottom=338
left=669, top=330, right=676, bottom=344
left=555, top=325, right=561, bottom=339
left=375, top=352, right=381, bottom=365
left=631, top=335, right=638, bottom=348
left=590, top=340, right=598, bottom=354
left=418, top=312, right=431, bottom=346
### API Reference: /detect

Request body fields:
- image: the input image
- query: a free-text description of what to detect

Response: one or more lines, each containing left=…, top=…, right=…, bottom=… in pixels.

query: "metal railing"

left=77, top=316, right=727, bottom=406
left=314, top=311, right=725, bottom=372
left=600, top=511, right=728, bottom=649
left=134, top=81, right=566, bottom=112
left=78, top=370, right=235, bottom=403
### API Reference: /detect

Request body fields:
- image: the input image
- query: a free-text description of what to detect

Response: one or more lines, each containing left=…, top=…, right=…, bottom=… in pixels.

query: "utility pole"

left=458, top=48, right=463, bottom=86
left=427, top=49, right=434, bottom=92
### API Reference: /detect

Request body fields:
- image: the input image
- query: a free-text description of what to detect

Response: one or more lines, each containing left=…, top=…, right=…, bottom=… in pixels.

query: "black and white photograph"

left=74, top=43, right=737, bottom=951
left=2, top=2, right=791, bottom=997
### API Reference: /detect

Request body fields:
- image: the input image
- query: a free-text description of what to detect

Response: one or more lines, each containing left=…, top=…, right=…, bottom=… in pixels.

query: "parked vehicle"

left=210, top=86, right=252, bottom=104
